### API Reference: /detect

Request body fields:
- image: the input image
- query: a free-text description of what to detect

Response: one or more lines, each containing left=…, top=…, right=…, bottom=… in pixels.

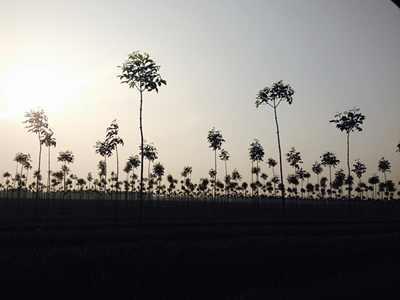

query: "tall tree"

left=153, top=162, right=165, bottom=194
left=320, top=151, right=340, bottom=198
left=249, top=139, right=265, bottom=197
left=255, top=80, right=294, bottom=283
left=368, top=174, right=380, bottom=200
left=57, top=150, right=75, bottom=198
left=377, top=157, right=391, bottom=183
left=330, top=107, right=365, bottom=200
left=267, top=158, right=278, bottom=196
left=23, top=107, right=49, bottom=237
left=94, top=140, right=112, bottom=193
left=219, top=149, right=230, bottom=178
left=118, top=51, right=166, bottom=295
left=41, top=129, right=57, bottom=194
left=352, top=159, right=367, bottom=198
left=207, top=127, right=225, bottom=198
left=106, top=119, right=124, bottom=194
left=140, top=141, right=158, bottom=179
left=333, top=169, right=346, bottom=197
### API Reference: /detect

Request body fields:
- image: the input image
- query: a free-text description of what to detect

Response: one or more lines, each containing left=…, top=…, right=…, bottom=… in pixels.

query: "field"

left=0, top=193, right=400, bottom=300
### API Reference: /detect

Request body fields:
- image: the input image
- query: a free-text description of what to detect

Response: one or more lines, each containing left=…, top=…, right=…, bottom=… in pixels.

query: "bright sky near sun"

left=0, top=0, right=399, bottom=189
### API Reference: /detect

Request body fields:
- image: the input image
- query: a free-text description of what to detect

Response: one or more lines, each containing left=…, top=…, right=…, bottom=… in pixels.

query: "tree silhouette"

left=106, top=119, right=124, bottom=195
left=153, top=162, right=165, bottom=194
left=256, top=81, right=294, bottom=201
left=219, top=149, right=230, bottom=178
left=41, top=129, right=56, bottom=194
left=23, top=107, right=49, bottom=238
left=255, top=80, right=294, bottom=283
left=57, top=150, right=75, bottom=198
left=181, top=166, right=193, bottom=180
left=94, top=140, right=112, bottom=194
left=333, top=169, right=346, bottom=198
left=140, top=141, right=158, bottom=180
left=368, top=174, right=380, bottom=200
left=267, top=158, right=278, bottom=196
left=118, top=51, right=166, bottom=296
left=378, top=157, right=391, bottom=183
left=320, top=151, right=340, bottom=198
left=207, top=127, right=225, bottom=199
left=352, top=159, right=367, bottom=198
left=249, top=139, right=264, bottom=197
left=330, top=107, right=365, bottom=200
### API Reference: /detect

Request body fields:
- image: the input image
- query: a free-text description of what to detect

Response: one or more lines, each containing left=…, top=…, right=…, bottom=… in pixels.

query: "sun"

left=4, top=67, right=87, bottom=114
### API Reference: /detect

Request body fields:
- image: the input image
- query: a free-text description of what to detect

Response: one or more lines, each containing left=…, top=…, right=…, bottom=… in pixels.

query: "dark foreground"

left=0, top=195, right=399, bottom=299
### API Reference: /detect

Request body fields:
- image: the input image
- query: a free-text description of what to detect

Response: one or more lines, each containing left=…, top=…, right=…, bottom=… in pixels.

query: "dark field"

left=0, top=194, right=399, bottom=300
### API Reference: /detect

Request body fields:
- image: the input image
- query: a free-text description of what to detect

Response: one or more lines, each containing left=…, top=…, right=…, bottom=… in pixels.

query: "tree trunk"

left=136, top=89, right=144, bottom=299
left=273, top=103, right=288, bottom=285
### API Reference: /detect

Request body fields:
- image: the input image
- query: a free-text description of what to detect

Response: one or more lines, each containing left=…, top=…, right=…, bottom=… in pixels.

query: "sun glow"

left=4, top=67, right=89, bottom=114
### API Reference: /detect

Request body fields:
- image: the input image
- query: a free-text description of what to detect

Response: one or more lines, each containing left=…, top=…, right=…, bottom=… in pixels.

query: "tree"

left=352, top=159, right=367, bottom=199
left=249, top=139, right=265, bottom=197
left=23, top=107, right=49, bottom=237
left=207, top=127, right=225, bottom=198
left=140, top=141, right=158, bottom=179
left=153, top=162, right=165, bottom=194
left=333, top=169, right=346, bottom=197
left=330, top=107, right=365, bottom=200
left=219, top=149, right=230, bottom=178
left=368, top=174, right=380, bottom=200
left=377, top=157, right=391, bottom=182
left=106, top=119, right=124, bottom=194
left=255, top=80, right=294, bottom=282
left=267, top=158, right=278, bottom=196
left=94, top=140, right=112, bottom=194
left=41, top=129, right=56, bottom=194
left=320, top=151, right=340, bottom=198
left=118, top=53, right=166, bottom=278
left=181, top=166, right=193, bottom=180
left=57, top=150, right=75, bottom=198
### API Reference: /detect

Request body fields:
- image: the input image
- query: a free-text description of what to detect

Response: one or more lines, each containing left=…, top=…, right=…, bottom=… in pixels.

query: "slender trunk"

left=346, top=132, right=355, bottom=266
left=33, top=135, right=42, bottom=240
left=347, top=133, right=351, bottom=200
left=273, top=103, right=288, bottom=285
left=114, top=145, right=119, bottom=239
left=48, top=147, right=51, bottom=194
left=213, top=149, right=217, bottom=224
left=46, top=147, right=51, bottom=230
left=136, top=89, right=144, bottom=299
left=329, top=166, right=332, bottom=198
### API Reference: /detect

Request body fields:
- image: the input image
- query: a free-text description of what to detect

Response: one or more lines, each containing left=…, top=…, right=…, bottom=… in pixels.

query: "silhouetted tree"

left=378, top=157, right=391, bottom=183
left=255, top=80, right=294, bottom=283
left=249, top=139, right=264, bottom=197
left=330, top=107, right=365, bottom=200
left=106, top=119, right=124, bottom=195
left=320, top=151, right=340, bottom=198
left=352, top=159, right=367, bottom=198
left=207, top=127, right=225, bottom=198
left=57, top=150, right=75, bottom=198
left=41, top=129, right=56, bottom=194
left=118, top=53, right=166, bottom=286
left=368, top=174, right=380, bottom=200
left=23, top=107, right=49, bottom=237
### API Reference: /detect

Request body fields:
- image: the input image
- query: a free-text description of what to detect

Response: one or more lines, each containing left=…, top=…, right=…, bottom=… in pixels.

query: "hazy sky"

left=1, top=0, right=399, bottom=190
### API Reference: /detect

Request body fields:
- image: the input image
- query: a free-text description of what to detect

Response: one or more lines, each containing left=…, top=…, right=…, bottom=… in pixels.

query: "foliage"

left=117, top=51, right=166, bottom=93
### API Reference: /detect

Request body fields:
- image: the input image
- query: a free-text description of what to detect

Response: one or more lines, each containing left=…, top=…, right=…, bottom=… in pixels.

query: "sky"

left=1, top=0, right=399, bottom=191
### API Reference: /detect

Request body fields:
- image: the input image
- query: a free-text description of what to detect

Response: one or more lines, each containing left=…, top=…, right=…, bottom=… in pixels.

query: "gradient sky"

left=1, top=0, right=399, bottom=190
